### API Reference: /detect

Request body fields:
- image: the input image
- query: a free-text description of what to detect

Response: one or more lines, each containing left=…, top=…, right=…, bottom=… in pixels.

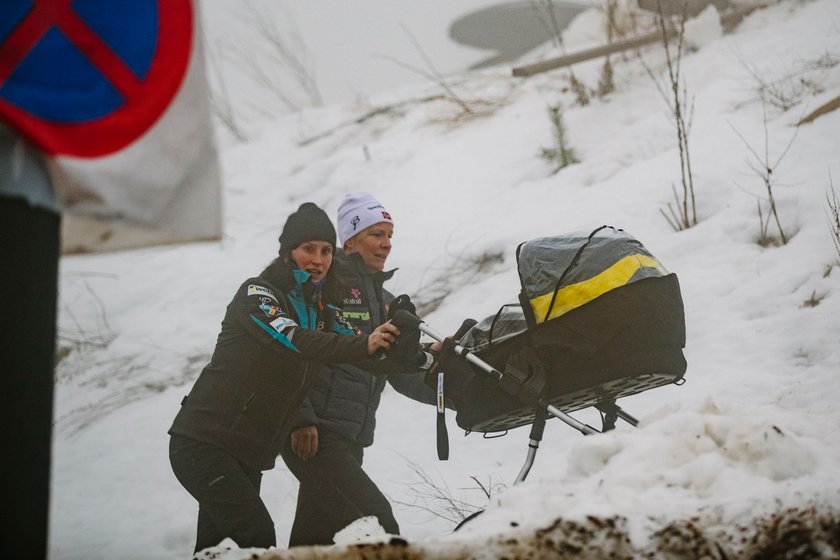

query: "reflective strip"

left=437, top=372, right=445, bottom=413
left=530, top=254, right=666, bottom=323
left=251, top=315, right=300, bottom=353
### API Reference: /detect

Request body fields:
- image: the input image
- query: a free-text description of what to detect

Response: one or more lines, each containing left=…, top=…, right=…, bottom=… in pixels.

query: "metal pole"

left=406, top=313, right=598, bottom=436
left=514, top=443, right=540, bottom=485
left=511, top=4, right=761, bottom=78
left=514, top=407, right=548, bottom=485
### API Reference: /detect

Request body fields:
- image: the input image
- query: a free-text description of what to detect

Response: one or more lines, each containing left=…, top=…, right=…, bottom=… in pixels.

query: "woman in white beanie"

left=280, top=193, right=437, bottom=546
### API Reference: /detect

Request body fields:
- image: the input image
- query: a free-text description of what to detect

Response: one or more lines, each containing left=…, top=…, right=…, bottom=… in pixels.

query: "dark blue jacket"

left=169, top=266, right=369, bottom=471
left=294, top=252, right=435, bottom=446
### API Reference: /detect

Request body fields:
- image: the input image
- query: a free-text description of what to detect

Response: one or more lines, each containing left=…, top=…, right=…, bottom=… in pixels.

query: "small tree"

left=730, top=101, right=799, bottom=246
left=642, top=1, right=696, bottom=230
left=540, top=104, right=579, bottom=174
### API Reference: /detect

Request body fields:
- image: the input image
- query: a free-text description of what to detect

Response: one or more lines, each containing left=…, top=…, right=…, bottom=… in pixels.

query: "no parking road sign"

left=0, top=0, right=193, bottom=158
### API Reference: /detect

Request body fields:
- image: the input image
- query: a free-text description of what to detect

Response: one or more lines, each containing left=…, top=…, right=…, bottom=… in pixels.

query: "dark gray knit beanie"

left=278, top=202, right=336, bottom=254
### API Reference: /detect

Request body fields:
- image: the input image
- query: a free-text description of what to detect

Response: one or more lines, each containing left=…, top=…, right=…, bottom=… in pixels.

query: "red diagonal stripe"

left=54, top=6, right=143, bottom=97
left=0, top=8, right=52, bottom=85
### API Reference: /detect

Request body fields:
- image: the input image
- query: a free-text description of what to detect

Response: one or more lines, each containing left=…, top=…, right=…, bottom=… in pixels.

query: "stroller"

left=395, top=225, right=687, bottom=485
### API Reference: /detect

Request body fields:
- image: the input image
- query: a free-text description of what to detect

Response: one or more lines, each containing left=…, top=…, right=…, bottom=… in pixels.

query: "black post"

left=0, top=196, right=59, bottom=558
left=0, top=132, right=60, bottom=560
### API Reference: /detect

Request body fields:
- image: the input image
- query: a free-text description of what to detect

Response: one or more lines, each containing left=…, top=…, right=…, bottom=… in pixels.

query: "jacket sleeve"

left=293, top=397, right=319, bottom=429
left=233, top=279, right=370, bottom=364
left=387, top=371, right=437, bottom=406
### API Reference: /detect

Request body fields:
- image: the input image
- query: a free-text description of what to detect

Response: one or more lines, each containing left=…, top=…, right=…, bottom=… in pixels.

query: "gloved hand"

left=423, top=318, right=478, bottom=405
left=385, top=295, right=422, bottom=367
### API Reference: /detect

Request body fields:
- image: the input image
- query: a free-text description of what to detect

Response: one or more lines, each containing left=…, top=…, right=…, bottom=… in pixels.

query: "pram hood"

left=517, top=226, right=669, bottom=325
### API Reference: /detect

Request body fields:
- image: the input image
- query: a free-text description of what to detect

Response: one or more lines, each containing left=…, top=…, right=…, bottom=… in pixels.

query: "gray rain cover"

left=518, top=226, right=669, bottom=324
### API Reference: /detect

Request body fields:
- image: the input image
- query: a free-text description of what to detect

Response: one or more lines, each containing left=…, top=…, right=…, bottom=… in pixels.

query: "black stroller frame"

left=396, top=227, right=687, bottom=485
left=398, top=311, right=654, bottom=485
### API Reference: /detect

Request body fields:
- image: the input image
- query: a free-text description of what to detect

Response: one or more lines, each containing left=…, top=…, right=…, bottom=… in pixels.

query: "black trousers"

left=0, top=197, right=59, bottom=559
left=169, top=434, right=276, bottom=553
left=280, top=428, right=399, bottom=547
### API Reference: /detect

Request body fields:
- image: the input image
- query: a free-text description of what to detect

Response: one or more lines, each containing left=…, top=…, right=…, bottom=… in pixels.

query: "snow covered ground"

left=50, top=0, right=840, bottom=558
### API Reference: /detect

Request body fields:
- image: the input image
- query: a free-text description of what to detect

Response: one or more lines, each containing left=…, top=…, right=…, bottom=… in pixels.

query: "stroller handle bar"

left=392, top=310, right=598, bottom=436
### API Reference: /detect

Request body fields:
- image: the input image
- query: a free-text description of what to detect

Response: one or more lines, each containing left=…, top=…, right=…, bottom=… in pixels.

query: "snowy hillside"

left=51, top=1, right=840, bottom=558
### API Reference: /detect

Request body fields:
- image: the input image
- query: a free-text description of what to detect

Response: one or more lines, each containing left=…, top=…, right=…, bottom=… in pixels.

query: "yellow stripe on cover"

left=530, top=254, right=666, bottom=323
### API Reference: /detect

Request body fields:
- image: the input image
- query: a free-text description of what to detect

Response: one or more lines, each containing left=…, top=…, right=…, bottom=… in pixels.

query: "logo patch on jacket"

left=260, top=304, right=283, bottom=317
left=343, top=310, right=370, bottom=322
left=247, top=284, right=278, bottom=301
left=343, top=287, right=363, bottom=306
left=334, top=313, right=362, bottom=335
left=269, top=316, right=297, bottom=332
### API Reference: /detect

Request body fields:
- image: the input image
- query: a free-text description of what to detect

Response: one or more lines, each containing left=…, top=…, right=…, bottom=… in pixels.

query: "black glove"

left=423, top=318, right=478, bottom=404
left=385, top=295, right=422, bottom=367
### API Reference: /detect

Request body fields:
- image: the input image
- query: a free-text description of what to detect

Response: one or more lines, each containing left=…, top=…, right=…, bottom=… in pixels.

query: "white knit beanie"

left=336, top=192, right=393, bottom=246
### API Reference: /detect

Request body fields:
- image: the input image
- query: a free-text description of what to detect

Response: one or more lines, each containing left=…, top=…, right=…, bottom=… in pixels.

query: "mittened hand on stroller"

left=387, top=294, right=417, bottom=319
left=385, top=295, right=423, bottom=368
left=423, top=318, right=478, bottom=405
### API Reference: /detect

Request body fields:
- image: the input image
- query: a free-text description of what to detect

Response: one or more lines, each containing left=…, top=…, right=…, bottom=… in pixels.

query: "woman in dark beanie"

left=168, top=203, right=400, bottom=554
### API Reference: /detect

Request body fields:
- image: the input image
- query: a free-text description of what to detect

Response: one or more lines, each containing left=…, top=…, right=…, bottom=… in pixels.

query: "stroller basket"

left=446, top=226, right=687, bottom=433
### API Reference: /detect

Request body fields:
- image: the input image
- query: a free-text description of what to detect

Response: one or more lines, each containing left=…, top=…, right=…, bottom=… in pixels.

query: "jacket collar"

left=344, top=251, right=396, bottom=284
left=291, top=267, right=323, bottom=302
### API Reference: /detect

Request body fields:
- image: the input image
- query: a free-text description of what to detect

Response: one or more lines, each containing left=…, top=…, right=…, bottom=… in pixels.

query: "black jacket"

left=294, top=252, right=435, bottom=446
left=169, top=265, right=375, bottom=471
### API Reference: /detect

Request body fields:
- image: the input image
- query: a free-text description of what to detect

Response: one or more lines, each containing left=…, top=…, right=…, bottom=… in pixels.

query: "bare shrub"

left=598, top=57, right=615, bottom=97
left=730, top=101, right=799, bottom=247
left=738, top=50, right=840, bottom=115
left=393, top=458, right=504, bottom=526
left=526, top=0, right=592, bottom=105
left=597, top=0, right=620, bottom=97
left=642, top=1, right=697, bottom=231
left=204, top=37, right=248, bottom=142
left=528, top=0, right=566, bottom=46
left=56, top=273, right=117, bottom=378
left=802, top=290, right=825, bottom=308
left=827, top=172, right=840, bottom=265
left=229, top=4, right=323, bottom=116
left=569, top=74, right=592, bottom=106
left=413, top=249, right=505, bottom=316
left=375, top=26, right=477, bottom=119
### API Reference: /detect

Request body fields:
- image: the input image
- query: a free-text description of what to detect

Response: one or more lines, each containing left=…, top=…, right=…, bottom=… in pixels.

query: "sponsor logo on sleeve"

left=247, top=284, right=278, bottom=301
left=269, top=316, right=297, bottom=332
left=260, top=304, right=283, bottom=317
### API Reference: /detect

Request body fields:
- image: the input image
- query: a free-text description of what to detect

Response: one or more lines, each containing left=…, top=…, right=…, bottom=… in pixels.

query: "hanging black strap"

left=542, top=225, right=612, bottom=323
left=434, top=317, right=478, bottom=461
left=436, top=370, right=449, bottom=460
